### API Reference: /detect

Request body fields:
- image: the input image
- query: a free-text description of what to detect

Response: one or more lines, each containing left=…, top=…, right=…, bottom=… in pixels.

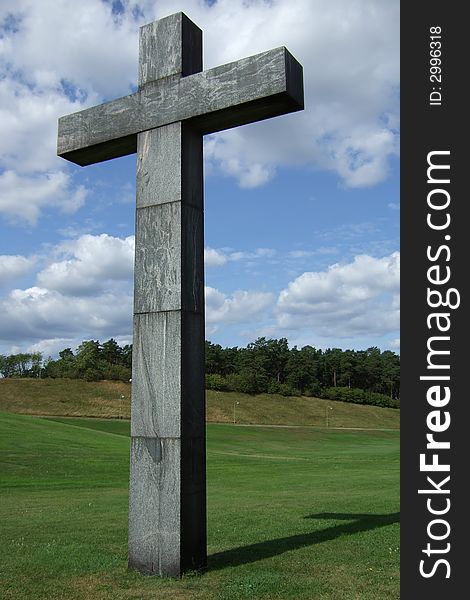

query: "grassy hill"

left=0, top=378, right=399, bottom=429
left=0, top=411, right=399, bottom=599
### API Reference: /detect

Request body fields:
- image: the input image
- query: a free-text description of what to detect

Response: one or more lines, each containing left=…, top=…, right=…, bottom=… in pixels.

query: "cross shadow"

left=208, top=511, right=400, bottom=571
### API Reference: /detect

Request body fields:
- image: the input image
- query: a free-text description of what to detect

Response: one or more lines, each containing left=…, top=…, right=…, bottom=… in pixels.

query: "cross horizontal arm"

left=58, top=47, right=303, bottom=166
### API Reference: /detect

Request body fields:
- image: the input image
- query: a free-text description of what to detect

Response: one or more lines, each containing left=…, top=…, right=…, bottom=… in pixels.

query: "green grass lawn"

left=0, top=412, right=399, bottom=599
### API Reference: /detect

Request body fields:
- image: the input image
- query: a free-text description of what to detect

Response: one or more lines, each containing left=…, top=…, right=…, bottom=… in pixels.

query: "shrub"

left=321, top=386, right=398, bottom=409
left=205, top=373, right=229, bottom=391
left=225, top=370, right=268, bottom=394
left=267, top=381, right=297, bottom=396
left=83, top=368, right=104, bottom=382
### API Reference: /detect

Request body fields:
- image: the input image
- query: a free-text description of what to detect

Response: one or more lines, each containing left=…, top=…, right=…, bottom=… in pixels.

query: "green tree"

left=101, top=339, right=122, bottom=365
left=381, top=350, right=400, bottom=399
left=338, top=350, right=355, bottom=388
left=121, top=344, right=132, bottom=369
left=323, top=348, right=343, bottom=387
left=30, top=352, right=43, bottom=377
left=0, top=353, right=39, bottom=377
left=0, top=354, right=8, bottom=377
left=226, top=369, right=269, bottom=394
left=286, top=345, right=319, bottom=394
left=363, top=347, right=383, bottom=392
left=242, top=337, right=290, bottom=384
left=205, top=341, right=224, bottom=375
left=75, top=340, right=102, bottom=379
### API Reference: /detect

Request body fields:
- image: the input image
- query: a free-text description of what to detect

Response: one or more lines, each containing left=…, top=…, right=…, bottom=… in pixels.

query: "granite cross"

left=57, top=11, right=304, bottom=578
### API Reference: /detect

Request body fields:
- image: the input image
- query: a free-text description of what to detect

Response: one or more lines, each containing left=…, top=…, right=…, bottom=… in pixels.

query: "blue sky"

left=0, top=0, right=399, bottom=358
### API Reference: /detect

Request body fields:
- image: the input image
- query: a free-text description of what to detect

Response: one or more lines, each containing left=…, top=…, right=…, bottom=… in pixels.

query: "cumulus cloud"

left=0, top=74, right=90, bottom=223
left=276, top=252, right=399, bottom=338
left=195, top=0, right=400, bottom=188
left=204, top=247, right=227, bottom=267
left=0, top=254, right=36, bottom=284
left=0, top=0, right=399, bottom=229
left=0, top=1, right=137, bottom=225
left=28, top=337, right=81, bottom=359
left=0, top=286, right=133, bottom=347
left=0, top=244, right=400, bottom=353
left=37, top=233, right=135, bottom=295
left=0, top=232, right=281, bottom=351
left=0, top=170, right=87, bottom=225
left=0, top=76, right=87, bottom=174
left=205, top=286, right=274, bottom=325
left=0, top=233, right=134, bottom=350
left=0, top=1, right=399, bottom=351
left=0, top=0, right=138, bottom=99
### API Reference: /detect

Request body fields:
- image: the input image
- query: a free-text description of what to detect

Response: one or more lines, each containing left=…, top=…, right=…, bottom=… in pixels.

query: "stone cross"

left=57, top=12, right=303, bottom=577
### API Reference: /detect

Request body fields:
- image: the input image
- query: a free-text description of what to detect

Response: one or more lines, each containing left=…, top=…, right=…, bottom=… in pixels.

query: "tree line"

left=205, top=338, right=400, bottom=407
left=0, top=339, right=132, bottom=382
left=0, top=337, right=400, bottom=408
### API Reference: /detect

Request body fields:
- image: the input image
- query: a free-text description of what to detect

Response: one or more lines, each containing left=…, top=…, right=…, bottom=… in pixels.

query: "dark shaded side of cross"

left=57, top=12, right=304, bottom=578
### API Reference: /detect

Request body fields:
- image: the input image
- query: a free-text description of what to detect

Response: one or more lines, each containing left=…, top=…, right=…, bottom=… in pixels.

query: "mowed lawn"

left=0, top=412, right=399, bottom=599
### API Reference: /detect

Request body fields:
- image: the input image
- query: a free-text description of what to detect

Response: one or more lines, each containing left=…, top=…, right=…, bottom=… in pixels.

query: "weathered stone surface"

left=134, top=202, right=204, bottom=314
left=57, top=47, right=303, bottom=165
left=134, top=124, right=204, bottom=315
left=130, top=99, right=205, bottom=574
left=136, top=123, right=203, bottom=210
left=139, top=12, right=202, bottom=85
left=128, top=434, right=207, bottom=575
left=134, top=202, right=182, bottom=313
left=136, top=124, right=183, bottom=208
left=131, top=312, right=181, bottom=438
left=57, top=10, right=303, bottom=579
left=128, top=436, right=181, bottom=576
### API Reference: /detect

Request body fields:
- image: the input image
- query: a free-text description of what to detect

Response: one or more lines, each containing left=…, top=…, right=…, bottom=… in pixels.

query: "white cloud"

left=37, top=233, right=135, bottom=295
left=0, top=286, right=132, bottom=347
left=329, top=127, right=397, bottom=187
left=204, top=247, right=227, bottom=267
left=0, top=254, right=36, bottom=284
left=0, top=1, right=399, bottom=352
left=0, top=0, right=399, bottom=224
left=204, top=246, right=276, bottom=266
left=196, top=0, right=399, bottom=188
left=0, top=0, right=138, bottom=99
left=205, top=286, right=274, bottom=325
left=0, top=76, right=87, bottom=174
left=228, top=248, right=276, bottom=261
left=0, top=232, right=399, bottom=353
left=204, top=137, right=276, bottom=187
left=0, top=233, right=135, bottom=351
left=276, top=252, right=399, bottom=338
left=0, top=170, right=87, bottom=225
left=28, top=337, right=80, bottom=359
left=288, top=247, right=338, bottom=259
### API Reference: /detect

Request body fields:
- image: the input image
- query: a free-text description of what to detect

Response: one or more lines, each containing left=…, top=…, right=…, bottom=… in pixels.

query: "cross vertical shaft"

left=57, top=10, right=304, bottom=580
left=128, top=14, right=206, bottom=576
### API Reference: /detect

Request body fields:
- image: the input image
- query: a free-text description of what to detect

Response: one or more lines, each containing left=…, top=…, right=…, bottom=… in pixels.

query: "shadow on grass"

left=208, top=511, right=400, bottom=570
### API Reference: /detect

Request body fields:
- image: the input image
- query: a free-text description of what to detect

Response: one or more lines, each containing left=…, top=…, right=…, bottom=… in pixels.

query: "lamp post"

left=233, top=401, right=240, bottom=424
left=326, top=406, right=333, bottom=427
